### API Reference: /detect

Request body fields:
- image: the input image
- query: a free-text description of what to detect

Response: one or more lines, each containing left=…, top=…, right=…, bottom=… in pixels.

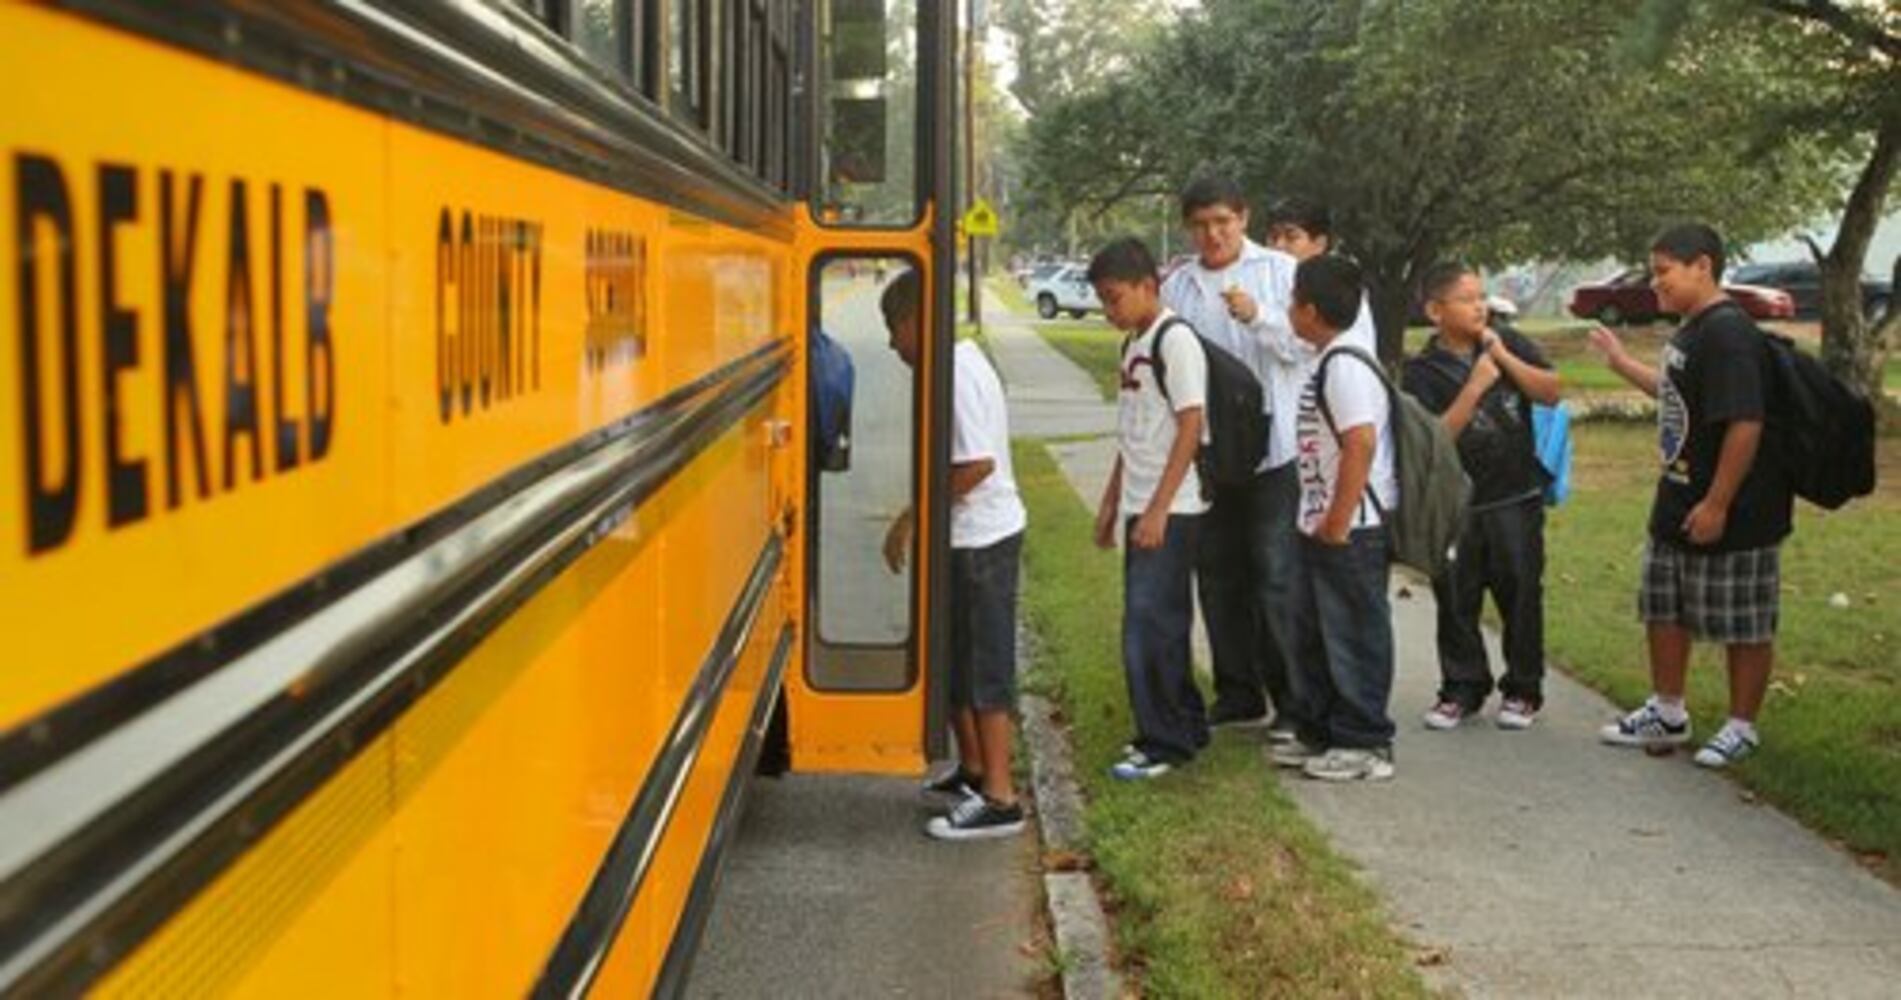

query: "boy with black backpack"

left=1589, top=223, right=1797, bottom=768
left=1089, top=238, right=1212, bottom=780
left=1404, top=263, right=1563, bottom=731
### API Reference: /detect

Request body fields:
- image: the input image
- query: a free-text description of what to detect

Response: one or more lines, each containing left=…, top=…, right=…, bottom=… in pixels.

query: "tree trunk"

left=1820, top=116, right=1898, bottom=400
left=1367, top=268, right=1412, bottom=367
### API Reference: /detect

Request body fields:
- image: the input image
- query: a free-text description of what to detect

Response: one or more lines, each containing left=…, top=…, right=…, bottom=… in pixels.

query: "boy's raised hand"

left=1469, top=353, right=1502, bottom=390
left=1221, top=286, right=1259, bottom=324
left=1586, top=324, right=1626, bottom=363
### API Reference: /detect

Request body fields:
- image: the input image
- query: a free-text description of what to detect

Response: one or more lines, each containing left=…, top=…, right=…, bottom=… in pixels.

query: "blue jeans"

left=1289, top=529, right=1396, bottom=750
left=1195, top=464, right=1298, bottom=718
left=1124, top=514, right=1209, bottom=763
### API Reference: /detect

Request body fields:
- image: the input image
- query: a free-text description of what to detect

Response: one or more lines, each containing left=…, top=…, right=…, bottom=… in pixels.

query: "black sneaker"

left=920, top=767, right=981, bottom=803
left=925, top=796, right=1026, bottom=840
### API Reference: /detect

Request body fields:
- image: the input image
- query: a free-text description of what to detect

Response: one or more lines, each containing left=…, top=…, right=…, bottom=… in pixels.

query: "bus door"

left=786, top=0, right=956, bottom=773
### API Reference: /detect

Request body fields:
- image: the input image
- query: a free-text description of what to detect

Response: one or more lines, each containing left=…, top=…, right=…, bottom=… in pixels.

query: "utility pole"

left=965, top=0, right=982, bottom=328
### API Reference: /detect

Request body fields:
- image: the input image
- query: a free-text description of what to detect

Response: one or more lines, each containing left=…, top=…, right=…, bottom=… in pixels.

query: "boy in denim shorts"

left=1588, top=223, right=1794, bottom=768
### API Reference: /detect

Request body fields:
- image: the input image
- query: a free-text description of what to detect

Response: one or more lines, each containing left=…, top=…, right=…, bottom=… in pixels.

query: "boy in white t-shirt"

left=878, top=270, right=1030, bottom=840
left=1088, top=238, right=1211, bottom=781
left=1275, top=255, right=1399, bottom=782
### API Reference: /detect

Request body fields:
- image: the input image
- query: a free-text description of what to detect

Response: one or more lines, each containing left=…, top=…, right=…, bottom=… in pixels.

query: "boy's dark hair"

left=1650, top=223, right=1726, bottom=281
left=1087, top=237, right=1160, bottom=287
left=1179, top=176, right=1247, bottom=219
left=1266, top=196, right=1331, bottom=239
left=1420, top=261, right=1477, bottom=303
left=879, top=267, right=920, bottom=328
left=1293, top=255, right=1364, bottom=331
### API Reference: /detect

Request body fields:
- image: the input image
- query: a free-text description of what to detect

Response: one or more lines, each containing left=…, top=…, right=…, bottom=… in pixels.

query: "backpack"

left=1761, top=331, right=1875, bottom=509
left=1150, top=318, right=1269, bottom=487
left=1531, top=402, right=1572, bottom=507
left=810, top=328, right=856, bottom=472
left=1316, top=347, right=1471, bottom=578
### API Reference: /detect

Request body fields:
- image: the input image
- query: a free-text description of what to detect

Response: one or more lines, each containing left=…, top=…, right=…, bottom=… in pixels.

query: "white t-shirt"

left=1117, top=311, right=1211, bottom=519
left=1295, top=342, right=1398, bottom=536
left=1160, top=241, right=1379, bottom=470
left=951, top=340, right=1027, bottom=549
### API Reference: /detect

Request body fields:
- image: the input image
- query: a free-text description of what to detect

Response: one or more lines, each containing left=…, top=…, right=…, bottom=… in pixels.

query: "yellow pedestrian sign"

left=962, top=199, right=999, bottom=237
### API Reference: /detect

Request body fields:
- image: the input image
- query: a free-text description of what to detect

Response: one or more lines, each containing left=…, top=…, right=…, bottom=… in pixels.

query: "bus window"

left=810, top=256, right=918, bottom=690
left=816, top=0, right=918, bottom=226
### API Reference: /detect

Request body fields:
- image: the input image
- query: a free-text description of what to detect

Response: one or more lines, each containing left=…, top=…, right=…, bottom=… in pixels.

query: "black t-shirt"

left=1648, top=300, right=1793, bottom=551
left=1401, top=326, right=1551, bottom=510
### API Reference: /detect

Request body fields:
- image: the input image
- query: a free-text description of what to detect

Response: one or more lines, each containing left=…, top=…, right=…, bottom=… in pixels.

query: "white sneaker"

left=1269, top=740, right=1325, bottom=768
left=1302, top=747, right=1395, bottom=782
left=1422, top=700, right=1471, bottom=731
left=1692, top=724, right=1759, bottom=769
left=1600, top=700, right=1691, bottom=748
left=1110, top=749, right=1173, bottom=781
left=1496, top=698, right=1539, bottom=731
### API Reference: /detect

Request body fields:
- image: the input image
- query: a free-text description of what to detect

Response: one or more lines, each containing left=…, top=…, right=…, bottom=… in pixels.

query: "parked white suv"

left=1027, top=264, right=1101, bottom=319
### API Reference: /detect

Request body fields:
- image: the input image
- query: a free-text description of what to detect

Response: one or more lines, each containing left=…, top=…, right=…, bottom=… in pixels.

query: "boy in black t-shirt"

left=1589, top=223, right=1794, bottom=768
left=1402, top=264, right=1562, bottom=731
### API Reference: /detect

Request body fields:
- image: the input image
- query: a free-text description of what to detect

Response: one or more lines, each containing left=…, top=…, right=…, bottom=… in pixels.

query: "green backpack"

left=1315, top=347, right=1471, bottom=579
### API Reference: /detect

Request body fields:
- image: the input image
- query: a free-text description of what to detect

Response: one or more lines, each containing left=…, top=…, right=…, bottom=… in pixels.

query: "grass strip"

left=1031, top=320, right=1121, bottom=402
left=1015, top=440, right=1428, bottom=998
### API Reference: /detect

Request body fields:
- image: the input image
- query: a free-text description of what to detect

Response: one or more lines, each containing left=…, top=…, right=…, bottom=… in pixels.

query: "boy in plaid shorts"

left=1587, top=223, right=1794, bottom=768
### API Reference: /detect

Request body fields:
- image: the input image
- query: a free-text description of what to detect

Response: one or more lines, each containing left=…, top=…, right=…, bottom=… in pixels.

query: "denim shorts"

left=950, top=531, right=1024, bottom=711
left=1638, top=539, right=1780, bottom=644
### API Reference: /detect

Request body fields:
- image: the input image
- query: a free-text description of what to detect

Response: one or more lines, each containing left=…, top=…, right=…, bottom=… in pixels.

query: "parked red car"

left=1567, top=268, right=1795, bottom=324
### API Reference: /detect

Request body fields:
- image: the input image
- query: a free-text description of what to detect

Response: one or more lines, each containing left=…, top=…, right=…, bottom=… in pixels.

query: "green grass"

left=1033, top=319, right=1122, bottom=401
left=1546, top=424, right=1901, bottom=880
left=1015, top=441, right=1429, bottom=998
left=988, top=275, right=1032, bottom=315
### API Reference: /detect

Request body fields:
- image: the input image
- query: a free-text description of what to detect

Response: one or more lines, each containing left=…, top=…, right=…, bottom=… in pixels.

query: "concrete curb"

left=1021, top=692, right=1123, bottom=1000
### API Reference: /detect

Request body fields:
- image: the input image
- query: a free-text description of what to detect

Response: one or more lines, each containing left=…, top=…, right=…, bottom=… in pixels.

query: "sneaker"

left=1599, top=700, right=1691, bottom=748
left=1692, top=725, right=1759, bottom=769
left=920, top=767, right=981, bottom=803
left=1422, top=700, right=1471, bottom=731
left=1302, top=747, right=1396, bottom=782
left=925, top=795, right=1026, bottom=840
left=1269, top=739, right=1325, bottom=768
left=1110, top=750, right=1173, bottom=781
left=1496, top=698, right=1539, bottom=731
left=1264, top=716, right=1299, bottom=745
left=1209, top=705, right=1271, bottom=730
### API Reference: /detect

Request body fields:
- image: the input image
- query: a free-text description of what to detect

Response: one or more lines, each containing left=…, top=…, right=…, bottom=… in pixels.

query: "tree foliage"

left=1020, top=0, right=1852, bottom=359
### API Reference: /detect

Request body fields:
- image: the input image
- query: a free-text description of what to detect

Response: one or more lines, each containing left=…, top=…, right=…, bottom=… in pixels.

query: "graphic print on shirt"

left=1658, top=342, right=1690, bottom=484
left=1295, top=378, right=1330, bottom=532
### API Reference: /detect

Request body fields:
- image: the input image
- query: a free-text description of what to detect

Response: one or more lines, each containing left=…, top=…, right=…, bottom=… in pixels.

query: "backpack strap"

left=1314, top=346, right=1395, bottom=526
left=1146, top=316, right=1192, bottom=405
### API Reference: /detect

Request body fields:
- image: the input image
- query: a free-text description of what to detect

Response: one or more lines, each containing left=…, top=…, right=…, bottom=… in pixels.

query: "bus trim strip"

left=0, top=346, right=789, bottom=994
left=532, top=564, right=789, bottom=999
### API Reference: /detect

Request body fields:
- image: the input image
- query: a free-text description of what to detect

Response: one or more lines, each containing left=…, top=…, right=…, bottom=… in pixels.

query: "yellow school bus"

left=0, top=0, right=959, bottom=993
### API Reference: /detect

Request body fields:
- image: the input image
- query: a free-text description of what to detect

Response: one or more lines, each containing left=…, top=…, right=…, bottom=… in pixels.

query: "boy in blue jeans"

left=1273, top=255, right=1399, bottom=782
left=1089, top=238, right=1211, bottom=780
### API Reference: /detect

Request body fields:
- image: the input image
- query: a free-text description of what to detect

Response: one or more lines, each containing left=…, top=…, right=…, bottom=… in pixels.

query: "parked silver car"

left=1028, top=264, right=1101, bottom=319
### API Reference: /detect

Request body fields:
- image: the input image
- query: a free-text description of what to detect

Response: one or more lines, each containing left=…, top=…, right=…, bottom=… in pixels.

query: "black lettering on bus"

left=478, top=215, right=492, bottom=409
left=436, top=207, right=453, bottom=424
left=160, top=170, right=211, bottom=510
left=271, top=183, right=300, bottom=473
left=99, top=163, right=148, bottom=527
left=529, top=221, right=542, bottom=391
left=496, top=216, right=512, bottom=402
left=223, top=179, right=263, bottom=489
left=305, top=188, right=334, bottom=462
left=15, top=153, right=81, bottom=554
left=459, top=210, right=474, bottom=418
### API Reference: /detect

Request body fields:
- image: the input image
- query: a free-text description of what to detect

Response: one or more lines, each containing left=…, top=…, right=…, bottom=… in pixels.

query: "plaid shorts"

left=1638, top=539, right=1780, bottom=644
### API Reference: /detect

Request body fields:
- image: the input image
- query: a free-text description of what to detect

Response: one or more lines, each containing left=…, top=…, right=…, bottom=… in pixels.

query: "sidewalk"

left=989, top=294, right=1901, bottom=997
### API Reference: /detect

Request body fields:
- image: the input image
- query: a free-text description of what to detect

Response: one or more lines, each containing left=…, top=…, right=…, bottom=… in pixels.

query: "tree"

left=1021, top=0, right=1847, bottom=361
left=1633, top=0, right=1898, bottom=400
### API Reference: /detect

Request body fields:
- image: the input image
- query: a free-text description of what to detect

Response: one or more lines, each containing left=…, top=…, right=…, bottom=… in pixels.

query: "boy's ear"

left=1424, top=297, right=1444, bottom=326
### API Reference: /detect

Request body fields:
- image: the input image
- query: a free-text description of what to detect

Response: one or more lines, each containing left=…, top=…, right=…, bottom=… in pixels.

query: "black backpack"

left=1761, top=331, right=1876, bottom=509
left=1150, top=318, right=1269, bottom=487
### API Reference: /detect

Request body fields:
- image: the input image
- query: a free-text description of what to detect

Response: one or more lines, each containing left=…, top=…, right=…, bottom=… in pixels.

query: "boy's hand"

left=1317, top=513, right=1353, bottom=546
left=882, top=507, right=914, bottom=573
left=1586, top=325, right=1626, bottom=364
left=1094, top=503, right=1118, bottom=550
left=1469, top=353, right=1502, bottom=391
left=1683, top=499, right=1728, bottom=546
left=1480, top=327, right=1504, bottom=356
left=1130, top=509, right=1168, bottom=550
left=1221, top=286, right=1259, bottom=324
